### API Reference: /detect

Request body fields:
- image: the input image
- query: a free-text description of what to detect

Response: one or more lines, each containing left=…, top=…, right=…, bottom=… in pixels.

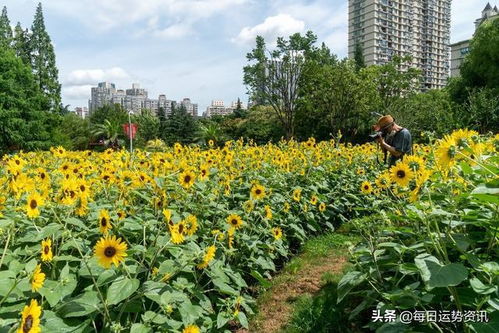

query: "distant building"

left=204, top=100, right=246, bottom=117
left=348, top=0, right=452, bottom=90
left=180, top=98, right=199, bottom=117
left=88, top=82, right=197, bottom=117
left=450, top=3, right=499, bottom=77
left=74, top=107, right=88, bottom=119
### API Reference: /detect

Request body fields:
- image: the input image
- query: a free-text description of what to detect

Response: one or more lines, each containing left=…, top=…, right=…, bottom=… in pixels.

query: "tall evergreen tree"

left=13, top=22, right=31, bottom=65
left=29, top=2, right=61, bottom=112
left=353, top=43, right=365, bottom=71
left=0, top=6, right=13, bottom=47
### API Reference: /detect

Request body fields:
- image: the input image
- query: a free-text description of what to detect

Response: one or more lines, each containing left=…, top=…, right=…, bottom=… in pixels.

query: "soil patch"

left=237, top=253, right=348, bottom=333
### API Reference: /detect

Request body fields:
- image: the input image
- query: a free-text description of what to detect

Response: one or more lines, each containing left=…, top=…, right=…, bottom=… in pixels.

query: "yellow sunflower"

left=185, top=215, right=198, bottom=236
left=243, top=200, right=254, bottom=213
left=390, top=162, right=414, bottom=188
left=435, top=136, right=457, bottom=169
left=26, top=192, right=44, bottom=219
left=375, top=173, right=391, bottom=190
left=182, top=325, right=200, bottom=333
left=199, top=164, right=210, bottom=181
left=272, top=227, right=283, bottom=240
left=292, top=188, right=302, bottom=202
left=318, top=202, right=326, bottom=212
left=250, top=184, right=266, bottom=200
left=17, top=299, right=41, bottom=333
left=98, top=209, right=112, bottom=234
left=170, top=222, right=186, bottom=244
left=264, top=205, right=273, bottom=220
left=360, top=181, right=373, bottom=194
left=227, top=214, right=243, bottom=229
left=283, top=202, right=291, bottom=213
left=40, top=239, right=53, bottom=262
left=94, top=235, right=128, bottom=269
left=30, top=264, right=45, bottom=292
left=310, top=195, right=318, bottom=205
left=197, top=245, right=216, bottom=269
left=179, top=170, right=196, bottom=189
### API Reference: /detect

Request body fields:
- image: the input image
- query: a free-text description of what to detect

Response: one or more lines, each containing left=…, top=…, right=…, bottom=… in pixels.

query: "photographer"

left=372, top=115, right=412, bottom=167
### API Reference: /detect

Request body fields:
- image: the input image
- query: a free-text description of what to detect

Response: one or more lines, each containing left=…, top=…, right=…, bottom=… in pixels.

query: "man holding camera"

left=372, top=115, right=412, bottom=167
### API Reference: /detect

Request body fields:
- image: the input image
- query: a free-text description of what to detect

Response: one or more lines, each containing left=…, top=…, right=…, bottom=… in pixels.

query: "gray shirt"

left=385, top=128, right=412, bottom=166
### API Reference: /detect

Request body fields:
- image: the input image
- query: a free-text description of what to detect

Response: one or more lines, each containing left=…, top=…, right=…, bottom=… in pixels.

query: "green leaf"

left=42, top=310, right=91, bottom=333
left=217, top=311, right=231, bottom=329
left=107, top=277, right=140, bottom=305
left=250, top=270, right=271, bottom=288
left=179, top=303, right=203, bottom=325
left=58, top=291, right=101, bottom=318
left=130, top=323, right=152, bottom=333
left=470, top=278, right=497, bottom=295
left=337, top=271, right=366, bottom=303
left=238, top=311, right=249, bottom=329
left=415, top=254, right=468, bottom=289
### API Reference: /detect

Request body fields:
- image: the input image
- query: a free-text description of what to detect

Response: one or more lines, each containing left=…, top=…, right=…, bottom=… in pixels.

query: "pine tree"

left=29, top=2, right=61, bottom=112
left=0, top=6, right=13, bottom=48
left=13, top=22, right=31, bottom=65
left=354, top=43, right=366, bottom=71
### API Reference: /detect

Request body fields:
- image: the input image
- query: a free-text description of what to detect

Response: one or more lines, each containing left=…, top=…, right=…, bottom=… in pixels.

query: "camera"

left=368, top=131, right=383, bottom=141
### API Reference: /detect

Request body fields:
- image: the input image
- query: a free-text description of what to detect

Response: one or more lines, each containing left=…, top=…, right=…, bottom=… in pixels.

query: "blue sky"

left=1, top=0, right=487, bottom=111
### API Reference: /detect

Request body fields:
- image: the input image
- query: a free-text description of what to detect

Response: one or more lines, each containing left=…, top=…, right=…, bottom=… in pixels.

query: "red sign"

left=123, top=123, right=138, bottom=139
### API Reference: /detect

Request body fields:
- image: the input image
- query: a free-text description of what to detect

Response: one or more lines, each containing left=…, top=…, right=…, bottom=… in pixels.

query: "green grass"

left=249, top=232, right=360, bottom=332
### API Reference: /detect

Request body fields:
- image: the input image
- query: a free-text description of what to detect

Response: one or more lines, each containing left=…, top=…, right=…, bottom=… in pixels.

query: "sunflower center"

left=255, top=189, right=261, bottom=195
left=104, top=246, right=116, bottom=258
left=178, top=224, right=184, bottom=234
left=80, top=185, right=85, bottom=192
left=201, top=170, right=206, bottom=176
left=101, top=218, right=107, bottom=227
left=364, top=185, right=369, bottom=190
left=397, top=170, right=406, bottom=178
left=231, top=219, right=238, bottom=225
left=103, top=175, right=110, bottom=181
left=69, top=191, right=76, bottom=198
left=40, top=173, right=46, bottom=179
left=44, top=245, right=49, bottom=254
left=184, top=175, right=191, bottom=183
left=23, top=315, right=33, bottom=333
left=15, top=159, right=20, bottom=165
left=30, top=199, right=37, bottom=210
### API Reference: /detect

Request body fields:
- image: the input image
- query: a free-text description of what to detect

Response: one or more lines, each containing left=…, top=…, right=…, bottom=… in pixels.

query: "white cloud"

left=65, top=67, right=129, bottom=85
left=232, top=14, right=305, bottom=46
left=62, top=85, right=93, bottom=99
left=45, top=0, right=248, bottom=38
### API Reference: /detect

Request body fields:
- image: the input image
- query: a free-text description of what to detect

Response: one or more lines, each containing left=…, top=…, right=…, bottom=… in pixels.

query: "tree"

left=0, top=48, right=55, bottom=152
left=91, top=119, right=123, bottom=149
left=0, top=6, right=12, bottom=48
left=162, top=105, right=199, bottom=145
left=89, top=104, right=128, bottom=126
left=29, top=2, right=61, bottom=112
left=58, top=113, right=91, bottom=150
left=297, top=59, right=378, bottom=142
left=243, top=31, right=318, bottom=139
left=195, top=121, right=226, bottom=146
left=460, top=18, right=499, bottom=92
left=12, top=22, right=31, bottom=65
left=391, top=90, right=457, bottom=139
left=132, top=110, right=160, bottom=148
left=353, top=43, right=365, bottom=71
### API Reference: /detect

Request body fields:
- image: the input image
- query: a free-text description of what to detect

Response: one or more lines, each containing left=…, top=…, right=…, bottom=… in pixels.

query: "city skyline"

left=0, top=0, right=484, bottom=111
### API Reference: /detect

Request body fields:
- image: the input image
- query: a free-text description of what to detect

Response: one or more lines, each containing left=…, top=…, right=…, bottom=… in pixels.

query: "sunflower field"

left=0, top=130, right=497, bottom=333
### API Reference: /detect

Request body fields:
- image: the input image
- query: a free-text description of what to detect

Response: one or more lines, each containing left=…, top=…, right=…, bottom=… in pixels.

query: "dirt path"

left=237, top=253, right=348, bottom=333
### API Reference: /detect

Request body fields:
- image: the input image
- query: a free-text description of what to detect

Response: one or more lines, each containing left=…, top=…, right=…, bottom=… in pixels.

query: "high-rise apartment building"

left=450, top=3, right=498, bottom=77
left=203, top=100, right=246, bottom=117
left=348, top=0, right=451, bottom=90
left=88, top=82, right=197, bottom=116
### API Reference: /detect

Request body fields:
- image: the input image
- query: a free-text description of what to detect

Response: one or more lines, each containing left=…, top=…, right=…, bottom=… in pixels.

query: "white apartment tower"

left=348, top=0, right=451, bottom=90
